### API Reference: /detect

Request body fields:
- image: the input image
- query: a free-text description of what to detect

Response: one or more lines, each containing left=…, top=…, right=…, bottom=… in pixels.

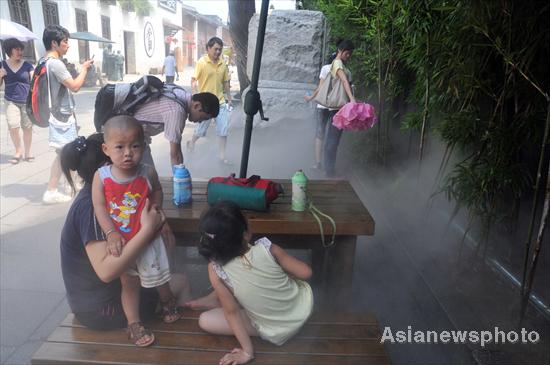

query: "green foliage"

left=118, top=0, right=152, bottom=16
left=303, top=0, right=550, bottom=225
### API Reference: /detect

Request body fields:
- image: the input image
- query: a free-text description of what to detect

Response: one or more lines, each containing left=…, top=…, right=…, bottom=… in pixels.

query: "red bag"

left=207, top=175, right=283, bottom=211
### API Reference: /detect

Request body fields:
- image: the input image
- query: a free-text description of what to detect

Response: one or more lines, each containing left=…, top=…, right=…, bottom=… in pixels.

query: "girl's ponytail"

left=60, top=134, right=110, bottom=194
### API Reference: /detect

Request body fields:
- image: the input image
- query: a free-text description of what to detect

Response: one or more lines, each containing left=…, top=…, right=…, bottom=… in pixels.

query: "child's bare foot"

left=184, top=291, right=219, bottom=310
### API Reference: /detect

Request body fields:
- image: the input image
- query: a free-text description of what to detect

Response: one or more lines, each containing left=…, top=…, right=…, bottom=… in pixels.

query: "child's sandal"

left=160, top=298, right=182, bottom=323
left=127, top=322, right=155, bottom=347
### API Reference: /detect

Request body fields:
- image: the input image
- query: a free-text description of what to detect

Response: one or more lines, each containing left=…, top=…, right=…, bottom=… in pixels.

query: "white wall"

left=2, top=0, right=184, bottom=74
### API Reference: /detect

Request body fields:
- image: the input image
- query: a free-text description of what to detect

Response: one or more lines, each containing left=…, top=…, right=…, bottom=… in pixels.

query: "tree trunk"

left=228, top=0, right=255, bottom=94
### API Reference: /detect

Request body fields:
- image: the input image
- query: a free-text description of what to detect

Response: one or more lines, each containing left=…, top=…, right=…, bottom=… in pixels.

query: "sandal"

left=24, top=156, right=35, bottom=162
left=127, top=322, right=155, bottom=347
left=160, top=297, right=182, bottom=323
left=8, top=156, right=22, bottom=165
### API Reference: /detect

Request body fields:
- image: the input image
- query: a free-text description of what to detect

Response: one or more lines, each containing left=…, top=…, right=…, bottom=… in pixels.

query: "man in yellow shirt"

left=188, top=37, right=233, bottom=164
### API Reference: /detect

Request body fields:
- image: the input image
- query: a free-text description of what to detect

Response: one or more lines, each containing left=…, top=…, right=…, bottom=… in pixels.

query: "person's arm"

left=270, top=243, right=312, bottom=280
left=191, top=62, right=202, bottom=94
left=336, top=69, right=356, bottom=103
left=208, top=263, right=255, bottom=363
left=148, top=167, right=163, bottom=208
left=304, top=77, right=325, bottom=102
left=224, top=80, right=232, bottom=107
left=0, top=64, right=6, bottom=86
left=62, top=59, right=93, bottom=92
left=169, top=141, right=183, bottom=166
left=223, top=66, right=232, bottom=107
left=161, top=64, right=165, bottom=76
left=91, top=171, right=125, bottom=256
left=147, top=166, right=176, bottom=252
left=191, top=77, right=198, bottom=94
left=86, top=199, right=165, bottom=282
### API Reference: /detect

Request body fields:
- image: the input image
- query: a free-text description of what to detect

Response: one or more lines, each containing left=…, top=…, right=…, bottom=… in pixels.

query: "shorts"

left=125, top=236, right=171, bottom=288
left=5, top=101, right=32, bottom=129
left=315, top=107, right=330, bottom=139
left=74, top=287, right=159, bottom=330
left=193, top=103, right=231, bottom=138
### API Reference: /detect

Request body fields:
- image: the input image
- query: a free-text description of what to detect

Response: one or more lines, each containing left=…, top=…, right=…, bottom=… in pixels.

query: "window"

left=7, top=0, right=35, bottom=61
left=75, top=8, right=90, bottom=62
left=158, top=0, right=176, bottom=13
left=42, top=1, right=59, bottom=26
left=101, top=15, right=111, bottom=40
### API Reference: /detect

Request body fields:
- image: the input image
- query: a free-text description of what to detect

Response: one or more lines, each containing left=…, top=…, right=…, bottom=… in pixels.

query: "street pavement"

left=0, top=67, right=321, bottom=365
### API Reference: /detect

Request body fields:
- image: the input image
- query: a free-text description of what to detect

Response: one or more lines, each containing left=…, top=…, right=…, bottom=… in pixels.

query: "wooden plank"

left=61, top=317, right=381, bottom=339
left=160, top=179, right=357, bottom=194
left=162, top=193, right=369, bottom=210
left=32, top=342, right=391, bottom=365
left=168, top=218, right=373, bottom=236
left=62, top=311, right=379, bottom=327
left=48, top=327, right=386, bottom=355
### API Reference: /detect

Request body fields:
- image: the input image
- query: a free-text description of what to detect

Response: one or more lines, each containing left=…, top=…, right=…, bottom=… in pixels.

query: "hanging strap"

left=308, top=200, right=336, bottom=248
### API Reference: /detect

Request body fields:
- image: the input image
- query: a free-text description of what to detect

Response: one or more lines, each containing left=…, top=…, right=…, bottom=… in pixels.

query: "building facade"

left=1, top=0, right=232, bottom=74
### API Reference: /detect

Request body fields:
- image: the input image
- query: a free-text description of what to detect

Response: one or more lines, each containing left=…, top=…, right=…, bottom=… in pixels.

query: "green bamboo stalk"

left=520, top=159, right=550, bottom=322
left=457, top=214, right=475, bottom=264
left=376, top=2, right=383, bottom=158
left=431, top=143, right=454, bottom=196
left=521, top=103, right=550, bottom=292
left=419, top=31, right=431, bottom=162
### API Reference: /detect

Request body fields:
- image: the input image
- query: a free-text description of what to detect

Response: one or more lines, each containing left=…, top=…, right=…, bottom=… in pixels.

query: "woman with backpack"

left=0, top=38, right=34, bottom=164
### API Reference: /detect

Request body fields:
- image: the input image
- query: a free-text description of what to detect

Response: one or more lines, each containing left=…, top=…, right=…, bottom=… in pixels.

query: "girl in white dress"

left=196, top=201, right=314, bottom=365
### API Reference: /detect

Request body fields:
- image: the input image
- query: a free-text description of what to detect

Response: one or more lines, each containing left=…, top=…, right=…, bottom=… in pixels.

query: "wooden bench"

left=163, top=179, right=375, bottom=309
left=32, top=309, right=391, bottom=365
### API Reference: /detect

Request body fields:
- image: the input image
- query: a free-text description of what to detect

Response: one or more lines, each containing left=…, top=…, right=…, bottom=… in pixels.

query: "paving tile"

left=2, top=340, right=42, bottom=365
left=0, top=214, right=67, bottom=255
left=29, top=299, right=69, bottom=341
left=0, top=254, right=64, bottom=294
left=0, top=346, right=16, bottom=365
left=0, top=290, right=64, bottom=347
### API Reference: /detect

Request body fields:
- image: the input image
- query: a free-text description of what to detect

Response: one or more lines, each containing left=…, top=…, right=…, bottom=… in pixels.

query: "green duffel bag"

left=207, top=175, right=283, bottom=211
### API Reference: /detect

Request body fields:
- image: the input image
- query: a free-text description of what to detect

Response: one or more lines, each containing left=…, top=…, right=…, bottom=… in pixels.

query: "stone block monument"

left=247, top=10, right=327, bottom=114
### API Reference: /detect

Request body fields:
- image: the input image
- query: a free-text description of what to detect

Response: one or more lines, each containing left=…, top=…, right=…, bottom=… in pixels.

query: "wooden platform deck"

left=32, top=310, right=391, bottom=365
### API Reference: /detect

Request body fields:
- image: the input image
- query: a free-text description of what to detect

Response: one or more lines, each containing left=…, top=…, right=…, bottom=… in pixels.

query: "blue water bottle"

left=173, top=164, right=192, bottom=206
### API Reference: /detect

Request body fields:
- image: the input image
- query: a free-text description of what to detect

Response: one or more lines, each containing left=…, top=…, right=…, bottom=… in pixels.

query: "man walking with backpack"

left=41, top=25, right=93, bottom=204
left=187, top=37, right=233, bottom=165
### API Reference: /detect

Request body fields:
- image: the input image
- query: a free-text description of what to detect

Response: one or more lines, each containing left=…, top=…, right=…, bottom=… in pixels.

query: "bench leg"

left=315, top=236, right=356, bottom=310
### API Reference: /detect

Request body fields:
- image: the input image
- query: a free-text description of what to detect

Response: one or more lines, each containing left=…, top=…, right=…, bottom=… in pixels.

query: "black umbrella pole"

left=239, top=0, right=270, bottom=178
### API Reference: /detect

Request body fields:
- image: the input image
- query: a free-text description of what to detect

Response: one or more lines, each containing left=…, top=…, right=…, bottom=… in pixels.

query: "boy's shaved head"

left=103, top=115, right=145, bottom=142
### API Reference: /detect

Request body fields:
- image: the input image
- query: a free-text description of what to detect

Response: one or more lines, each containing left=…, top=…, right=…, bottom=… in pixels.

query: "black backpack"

left=93, top=75, right=187, bottom=132
left=26, top=58, right=68, bottom=127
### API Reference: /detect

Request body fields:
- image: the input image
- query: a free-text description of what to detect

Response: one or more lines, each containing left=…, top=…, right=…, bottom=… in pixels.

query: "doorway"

left=123, top=31, right=136, bottom=74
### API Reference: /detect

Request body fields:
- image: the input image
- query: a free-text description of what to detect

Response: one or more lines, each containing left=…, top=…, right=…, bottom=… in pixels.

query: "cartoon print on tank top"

left=109, top=192, right=142, bottom=233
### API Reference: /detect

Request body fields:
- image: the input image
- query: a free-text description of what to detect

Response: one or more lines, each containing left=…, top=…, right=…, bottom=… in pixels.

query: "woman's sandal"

left=160, top=297, right=182, bottom=323
left=24, top=156, right=35, bottom=162
left=8, top=156, right=22, bottom=165
left=127, top=322, right=155, bottom=347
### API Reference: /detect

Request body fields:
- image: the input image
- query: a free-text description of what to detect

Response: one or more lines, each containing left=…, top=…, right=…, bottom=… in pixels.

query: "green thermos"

left=291, top=170, right=308, bottom=211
